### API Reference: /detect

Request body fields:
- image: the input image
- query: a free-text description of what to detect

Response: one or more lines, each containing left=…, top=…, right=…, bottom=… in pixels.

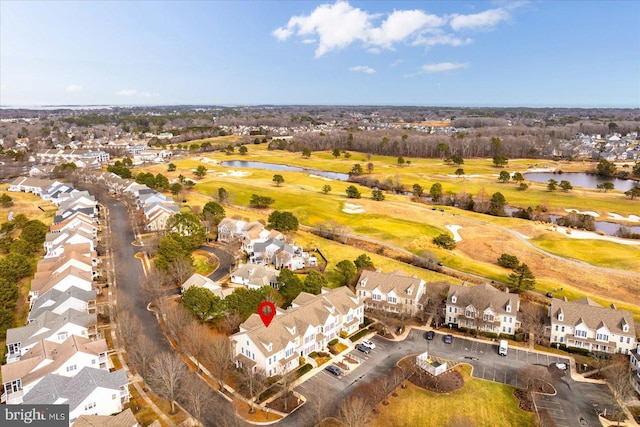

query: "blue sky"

left=1, top=1, right=639, bottom=107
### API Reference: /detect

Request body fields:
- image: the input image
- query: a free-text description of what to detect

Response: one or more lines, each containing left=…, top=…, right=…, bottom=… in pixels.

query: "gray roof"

left=6, top=308, right=97, bottom=348
left=253, top=237, right=294, bottom=254
left=23, top=367, right=127, bottom=411
left=447, top=283, right=519, bottom=315
left=550, top=297, right=636, bottom=336
left=54, top=207, right=96, bottom=224
left=28, top=287, right=97, bottom=322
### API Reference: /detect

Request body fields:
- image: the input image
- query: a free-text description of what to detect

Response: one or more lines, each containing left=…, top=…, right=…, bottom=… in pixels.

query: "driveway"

left=198, top=244, right=235, bottom=281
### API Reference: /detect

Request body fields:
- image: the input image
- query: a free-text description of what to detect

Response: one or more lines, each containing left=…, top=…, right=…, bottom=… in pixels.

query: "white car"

left=555, top=362, right=567, bottom=370
left=361, top=340, right=376, bottom=350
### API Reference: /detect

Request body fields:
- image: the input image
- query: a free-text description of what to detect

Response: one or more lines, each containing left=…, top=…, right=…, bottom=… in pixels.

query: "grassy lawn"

left=131, top=148, right=640, bottom=319
left=192, top=249, right=218, bottom=276
left=369, top=365, right=536, bottom=427
left=0, top=184, right=57, bottom=226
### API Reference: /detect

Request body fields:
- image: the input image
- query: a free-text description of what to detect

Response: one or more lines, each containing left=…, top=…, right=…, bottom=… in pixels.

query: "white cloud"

left=273, top=2, right=514, bottom=57
left=449, top=8, right=510, bottom=31
left=116, top=89, right=155, bottom=97
left=348, top=65, right=376, bottom=74
left=367, top=10, right=444, bottom=49
left=65, top=84, right=82, bottom=92
left=274, top=1, right=371, bottom=57
left=421, top=62, right=469, bottom=73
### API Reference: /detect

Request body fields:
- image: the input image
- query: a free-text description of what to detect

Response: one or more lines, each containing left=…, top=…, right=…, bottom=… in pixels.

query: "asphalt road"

left=104, top=198, right=169, bottom=349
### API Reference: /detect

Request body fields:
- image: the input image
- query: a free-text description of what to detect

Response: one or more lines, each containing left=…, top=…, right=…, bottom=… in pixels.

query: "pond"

left=524, top=172, right=638, bottom=192
left=220, top=160, right=349, bottom=181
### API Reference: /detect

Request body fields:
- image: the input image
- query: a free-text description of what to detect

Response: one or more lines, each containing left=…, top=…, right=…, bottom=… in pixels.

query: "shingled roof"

left=447, top=283, right=519, bottom=314
left=550, top=297, right=635, bottom=336
left=233, top=287, right=360, bottom=358
left=357, top=269, right=425, bottom=301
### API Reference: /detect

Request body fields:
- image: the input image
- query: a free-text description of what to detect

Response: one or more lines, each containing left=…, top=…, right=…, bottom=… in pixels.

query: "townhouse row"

left=3, top=181, right=132, bottom=426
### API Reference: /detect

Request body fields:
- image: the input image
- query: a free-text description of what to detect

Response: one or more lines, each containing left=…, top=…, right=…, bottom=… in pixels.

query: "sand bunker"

left=608, top=213, right=640, bottom=223
left=565, top=209, right=600, bottom=217
left=445, top=225, right=463, bottom=242
left=549, top=225, right=640, bottom=246
left=198, top=157, right=219, bottom=165
left=211, top=170, right=250, bottom=178
left=343, top=203, right=365, bottom=214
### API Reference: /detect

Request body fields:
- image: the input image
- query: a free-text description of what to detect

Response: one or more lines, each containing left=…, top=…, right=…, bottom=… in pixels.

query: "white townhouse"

left=230, top=263, right=279, bottom=290
left=548, top=297, right=636, bottom=355
left=356, top=270, right=426, bottom=316
left=29, top=265, right=94, bottom=299
left=8, top=177, right=59, bottom=195
left=28, top=287, right=97, bottom=322
left=144, top=202, right=179, bottom=231
left=217, top=218, right=283, bottom=250
left=5, top=308, right=98, bottom=363
left=44, top=229, right=96, bottom=257
left=49, top=212, right=98, bottom=236
left=22, top=367, right=129, bottom=426
left=1, top=336, right=109, bottom=405
left=446, top=283, right=521, bottom=336
left=232, top=287, right=363, bottom=377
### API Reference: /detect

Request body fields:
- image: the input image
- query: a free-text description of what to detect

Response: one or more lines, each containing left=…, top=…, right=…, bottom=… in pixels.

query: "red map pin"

left=258, top=301, right=276, bottom=327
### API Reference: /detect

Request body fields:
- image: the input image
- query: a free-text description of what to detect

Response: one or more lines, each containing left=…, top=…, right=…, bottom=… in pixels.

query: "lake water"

left=220, top=160, right=349, bottom=181
left=524, top=172, right=638, bottom=192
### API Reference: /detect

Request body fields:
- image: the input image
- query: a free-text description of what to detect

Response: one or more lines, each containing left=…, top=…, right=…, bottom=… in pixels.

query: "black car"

left=545, top=292, right=553, bottom=298
left=356, top=343, right=371, bottom=354
left=325, top=365, right=342, bottom=376
left=425, top=331, right=435, bottom=340
left=444, top=334, right=453, bottom=344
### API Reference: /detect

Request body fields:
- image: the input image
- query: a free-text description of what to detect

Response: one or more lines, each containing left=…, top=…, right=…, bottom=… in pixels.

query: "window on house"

left=112, top=394, right=116, bottom=400
left=84, top=402, right=96, bottom=411
left=452, top=296, right=457, bottom=304
left=620, top=336, right=623, bottom=343
left=575, top=330, right=587, bottom=338
left=596, top=333, right=609, bottom=342
left=388, top=296, right=396, bottom=304
left=506, top=305, right=511, bottom=313
left=561, top=326, right=565, bottom=332
left=66, top=364, right=77, bottom=372
left=555, top=325, right=558, bottom=331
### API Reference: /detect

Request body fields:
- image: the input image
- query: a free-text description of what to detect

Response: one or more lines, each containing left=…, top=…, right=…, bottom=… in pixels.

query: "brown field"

left=0, top=184, right=57, bottom=226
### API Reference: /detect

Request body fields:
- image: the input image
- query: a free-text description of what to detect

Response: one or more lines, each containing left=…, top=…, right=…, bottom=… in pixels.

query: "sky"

left=1, top=1, right=639, bottom=108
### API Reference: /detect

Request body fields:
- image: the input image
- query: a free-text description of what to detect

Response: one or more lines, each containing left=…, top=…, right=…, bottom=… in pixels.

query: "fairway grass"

left=0, top=184, right=57, bottom=226
left=369, top=365, right=536, bottom=427
left=134, top=148, right=640, bottom=318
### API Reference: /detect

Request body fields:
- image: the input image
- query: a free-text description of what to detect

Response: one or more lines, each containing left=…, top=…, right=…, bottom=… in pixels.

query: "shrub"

left=328, top=338, right=339, bottom=346
left=340, top=330, right=348, bottom=339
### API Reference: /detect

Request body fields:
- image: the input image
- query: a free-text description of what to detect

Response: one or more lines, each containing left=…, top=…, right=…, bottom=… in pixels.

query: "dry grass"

left=0, top=184, right=57, bottom=226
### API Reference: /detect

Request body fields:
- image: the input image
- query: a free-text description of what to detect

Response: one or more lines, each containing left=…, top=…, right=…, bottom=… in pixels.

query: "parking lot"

left=289, top=329, right=615, bottom=427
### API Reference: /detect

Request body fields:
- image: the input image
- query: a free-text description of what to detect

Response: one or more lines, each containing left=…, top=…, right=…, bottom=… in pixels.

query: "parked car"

left=545, top=292, right=553, bottom=298
left=425, top=331, right=435, bottom=340
left=325, top=365, right=342, bottom=376
left=361, top=339, right=376, bottom=349
left=356, top=344, right=371, bottom=354
left=555, top=362, right=567, bottom=371
left=437, top=262, right=444, bottom=266
left=444, top=334, right=453, bottom=344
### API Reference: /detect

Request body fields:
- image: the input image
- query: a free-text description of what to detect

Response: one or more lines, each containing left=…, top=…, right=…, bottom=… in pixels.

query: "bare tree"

left=239, top=367, right=267, bottom=414
left=339, top=394, right=374, bottom=427
left=142, top=267, right=169, bottom=313
left=184, top=322, right=208, bottom=372
left=164, top=303, right=193, bottom=345
left=277, top=364, right=296, bottom=412
left=520, top=300, right=547, bottom=344
left=391, top=367, right=404, bottom=396
left=128, top=334, right=158, bottom=385
left=422, top=282, right=448, bottom=327
left=149, top=352, right=189, bottom=414
left=305, top=394, right=328, bottom=426
left=604, top=355, right=634, bottom=426
left=168, top=256, right=195, bottom=285
left=205, top=335, right=234, bottom=390
left=221, top=312, right=242, bottom=335
left=181, top=372, right=215, bottom=423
